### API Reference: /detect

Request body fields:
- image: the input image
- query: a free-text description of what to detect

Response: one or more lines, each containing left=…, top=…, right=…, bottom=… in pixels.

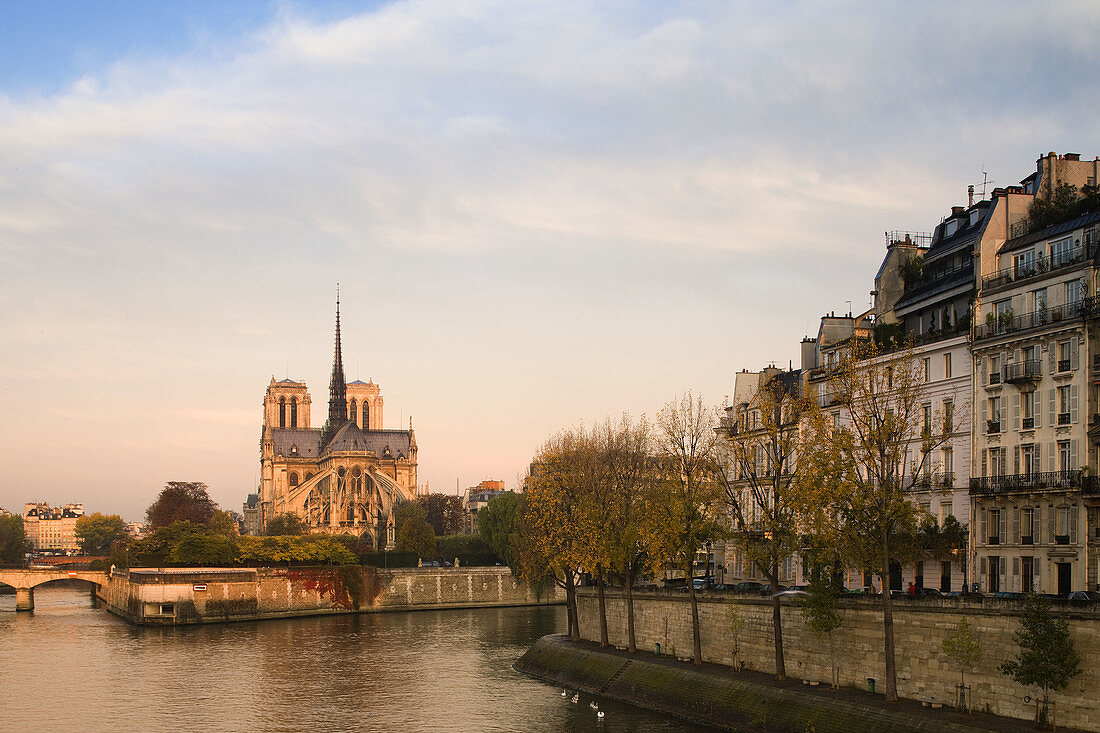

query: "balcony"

left=988, top=371, right=1002, bottom=386
left=1003, top=359, right=1042, bottom=384
left=973, top=298, right=1100, bottom=342
left=1021, top=535, right=1034, bottom=545
left=1058, top=359, right=1072, bottom=372
left=986, top=420, right=1001, bottom=435
left=969, top=470, right=1088, bottom=496
left=1055, top=535, right=1070, bottom=546
left=1022, top=417, right=1035, bottom=430
left=981, top=243, right=1092, bottom=293
left=1059, top=412, right=1071, bottom=425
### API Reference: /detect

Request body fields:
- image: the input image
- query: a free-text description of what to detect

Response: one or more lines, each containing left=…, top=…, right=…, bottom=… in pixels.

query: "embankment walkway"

left=515, top=634, right=1087, bottom=733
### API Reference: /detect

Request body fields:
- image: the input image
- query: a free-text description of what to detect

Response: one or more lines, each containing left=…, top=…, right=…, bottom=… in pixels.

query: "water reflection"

left=0, top=586, right=697, bottom=732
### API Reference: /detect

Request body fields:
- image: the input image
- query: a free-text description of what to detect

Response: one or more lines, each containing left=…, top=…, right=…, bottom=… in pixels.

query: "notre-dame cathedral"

left=258, top=297, right=418, bottom=549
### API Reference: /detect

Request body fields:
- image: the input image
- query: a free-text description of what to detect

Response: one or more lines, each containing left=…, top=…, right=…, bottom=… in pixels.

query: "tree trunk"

left=565, top=573, right=580, bottom=641
left=625, top=565, right=637, bottom=653
left=881, top=542, right=898, bottom=702
left=688, top=574, right=702, bottom=665
left=772, top=560, right=786, bottom=680
left=596, top=564, right=609, bottom=648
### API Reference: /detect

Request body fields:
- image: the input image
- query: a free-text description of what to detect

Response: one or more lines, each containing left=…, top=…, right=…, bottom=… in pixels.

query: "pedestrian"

left=907, top=581, right=917, bottom=596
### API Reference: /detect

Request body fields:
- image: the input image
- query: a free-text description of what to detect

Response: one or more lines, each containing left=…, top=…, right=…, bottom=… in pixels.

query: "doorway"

left=889, top=561, right=902, bottom=592
left=1057, top=562, right=1072, bottom=596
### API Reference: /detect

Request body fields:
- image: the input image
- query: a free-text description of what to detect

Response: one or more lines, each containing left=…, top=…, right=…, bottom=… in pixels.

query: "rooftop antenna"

left=969, top=168, right=995, bottom=205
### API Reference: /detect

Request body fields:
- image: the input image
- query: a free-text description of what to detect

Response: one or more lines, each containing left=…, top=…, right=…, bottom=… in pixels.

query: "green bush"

left=360, top=551, right=420, bottom=568
left=437, top=534, right=492, bottom=556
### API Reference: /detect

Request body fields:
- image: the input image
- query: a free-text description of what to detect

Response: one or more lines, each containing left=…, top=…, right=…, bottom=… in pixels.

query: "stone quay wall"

left=103, top=566, right=561, bottom=625
left=576, top=589, right=1100, bottom=731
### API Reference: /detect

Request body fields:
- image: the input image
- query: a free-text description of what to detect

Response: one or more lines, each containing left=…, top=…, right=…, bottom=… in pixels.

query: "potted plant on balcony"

left=998, top=308, right=1015, bottom=332
left=985, top=311, right=997, bottom=332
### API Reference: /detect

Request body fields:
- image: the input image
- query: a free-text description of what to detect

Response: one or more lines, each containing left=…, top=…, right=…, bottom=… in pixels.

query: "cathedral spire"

left=322, top=287, right=348, bottom=445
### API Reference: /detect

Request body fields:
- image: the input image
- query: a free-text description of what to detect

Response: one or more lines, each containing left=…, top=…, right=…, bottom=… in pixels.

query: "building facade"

left=462, top=480, right=507, bottom=534
left=23, top=502, right=84, bottom=553
left=257, top=299, right=418, bottom=549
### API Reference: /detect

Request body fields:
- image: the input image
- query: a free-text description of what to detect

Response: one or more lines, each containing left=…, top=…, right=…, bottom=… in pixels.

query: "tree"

left=1000, top=593, right=1082, bottom=726
left=942, top=617, right=980, bottom=708
left=207, top=511, right=240, bottom=539
left=74, top=513, right=128, bottom=555
left=146, top=481, right=219, bottom=529
left=796, top=340, right=956, bottom=701
left=478, top=491, right=521, bottom=566
left=802, top=563, right=843, bottom=687
left=169, top=532, right=235, bottom=566
left=0, top=514, right=28, bottom=564
left=653, top=392, right=723, bottom=665
left=715, top=372, right=811, bottom=680
left=600, top=413, right=659, bottom=654
left=393, top=501, right=427, bottom=537
left=420, top=494, right=463, bottom=536
left=265, top=512, right=306, bottom=536
left=513, top=428, right=590, bottom=641
left=396, top=516, right=436, bottom=558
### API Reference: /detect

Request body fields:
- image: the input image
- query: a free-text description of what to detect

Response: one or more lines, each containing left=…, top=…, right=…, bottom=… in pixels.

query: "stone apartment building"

left=461, top=480, right=507, bottom=534
left=970, top=187, right=1100, bottom=595
left=23, top=502, right=84, bottom=553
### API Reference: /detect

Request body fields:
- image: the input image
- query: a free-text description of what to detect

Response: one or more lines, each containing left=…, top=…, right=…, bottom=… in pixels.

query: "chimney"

left=1065, top=153, right=1081, bottom=161
left=801, top=338, right=818, bottom=372
left=968, top=185, right=974, bottom=207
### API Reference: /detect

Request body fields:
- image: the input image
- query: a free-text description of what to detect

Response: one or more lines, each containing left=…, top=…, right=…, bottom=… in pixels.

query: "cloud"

left=3, top=0, right=1100, bottom=515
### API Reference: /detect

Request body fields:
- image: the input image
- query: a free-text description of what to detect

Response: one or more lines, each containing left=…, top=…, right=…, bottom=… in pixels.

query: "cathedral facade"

left=258, top=300, right=418, bottom=549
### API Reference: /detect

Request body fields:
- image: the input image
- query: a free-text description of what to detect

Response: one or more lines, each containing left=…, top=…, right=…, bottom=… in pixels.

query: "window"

left=363, top=403, right=370, bottom=429
left=1021, top=391, right=1037, bottom=430
left=349, top=399, right=358, bottom=424
left=1050, top=237, right=1072, bottom=267
left=1058, top=386, right=1072, bottom=424
left=989, top=447, right=1006, bottom=477
left=942, top=447, right=954, bottom=486
left=1021, top=556, right=1035, bottom=593
left=1013, top=250, right=1035, bottom=277
left=988, top=556, right=1001, bottom=593
left=1066, top=279, right=1083, bottom=305
left=278, top=397, right=286, bottom=428
left=996, top=299, right=1012, bottom=319
left=1022, top=507, right=1035, bottom=545
left=943, top=352, right=952, bottom=379
left=988, top=396, right=1002, bottom=432
left=1055, top=505, right=1071, bottom=545
left=922, top=404, right=932, bottom=437
left=943, top=399, right=954, bottom=433
left=290, top=397, right=298, bottom=428
left=1058, top=441, right=1072, bottom=472
left=289, top=472, right=299, bottom=488
left=988, top=354, right=1001, bottom=384
left=922, top=357, right=930, bottom=382
left=1021, top=444, right=1037, bottom=475
left=1059, top=341, right=1072, bottom=372
left=1028, top=288, right=1047, bottom=314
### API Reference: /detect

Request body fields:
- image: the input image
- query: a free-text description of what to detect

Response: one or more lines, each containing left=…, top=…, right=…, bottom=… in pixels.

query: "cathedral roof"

left=271, top=428, right=322, bottom=458
left=322, top=421, right=413, bottom=459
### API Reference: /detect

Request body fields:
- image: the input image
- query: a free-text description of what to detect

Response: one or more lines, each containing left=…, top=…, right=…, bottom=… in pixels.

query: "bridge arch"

left=0, top=569, right=108, bottom=612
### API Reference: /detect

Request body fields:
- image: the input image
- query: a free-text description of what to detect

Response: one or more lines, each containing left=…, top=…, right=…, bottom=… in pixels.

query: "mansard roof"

left=271, top=428, right=322, bottom=458
left=998, top=211, right=1100, bottom=256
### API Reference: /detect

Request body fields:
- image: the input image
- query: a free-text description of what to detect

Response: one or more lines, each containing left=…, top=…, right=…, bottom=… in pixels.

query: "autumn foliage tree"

left=74, top=513, right=129, bottom=555
left=715, top=373, right=810, bottom=680
left=653, top=392, right=723, bottom=665
left=796, top=340, right=955, bottom=702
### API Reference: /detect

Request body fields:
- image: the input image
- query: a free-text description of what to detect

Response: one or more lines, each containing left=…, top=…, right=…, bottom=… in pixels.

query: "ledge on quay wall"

left=515, top=635, right=1083, bottom=733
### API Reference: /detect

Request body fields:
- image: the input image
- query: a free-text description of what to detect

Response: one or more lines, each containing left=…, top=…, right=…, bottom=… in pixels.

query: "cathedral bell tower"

left=321, top=290, right=348, bottom=446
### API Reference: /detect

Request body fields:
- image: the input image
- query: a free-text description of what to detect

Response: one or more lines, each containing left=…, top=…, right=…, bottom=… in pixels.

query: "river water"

left=0, top=585, right=700, bottom=732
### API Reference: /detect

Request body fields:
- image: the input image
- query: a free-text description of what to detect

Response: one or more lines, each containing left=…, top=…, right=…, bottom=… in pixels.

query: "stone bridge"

left=0, top=568, right=108, bottom=611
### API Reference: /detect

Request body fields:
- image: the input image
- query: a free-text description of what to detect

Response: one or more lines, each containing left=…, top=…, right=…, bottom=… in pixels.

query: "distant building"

left=462, top=480, right=506, bottom=534
left=23, top=502, right=84, bottom=553
left=241, top=493, right=262, bottom=536
left=124, top=522, right=148, bottom=540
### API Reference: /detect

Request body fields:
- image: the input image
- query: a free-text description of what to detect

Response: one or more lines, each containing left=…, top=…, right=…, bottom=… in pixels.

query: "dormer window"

left=290, top=444, right=298, bottom=455
left=944, top=219, right=958, bottom=237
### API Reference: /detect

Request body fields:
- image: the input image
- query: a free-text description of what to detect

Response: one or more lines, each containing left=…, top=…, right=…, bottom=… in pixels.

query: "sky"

left=2, top=1, right=1100, bottom=521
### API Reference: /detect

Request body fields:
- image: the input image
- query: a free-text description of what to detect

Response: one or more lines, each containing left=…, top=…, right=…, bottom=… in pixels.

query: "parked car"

left=916, top=587, right=944, bottom=598
left=1067, top=590, right=1100, bottom=602
left=992, top=591, right=1024, bottom=600
left=733, top=581, right=763, bottom=593
left=691, top=577, right=713, bottom=591
left=761, top=584, right=788, bottom=594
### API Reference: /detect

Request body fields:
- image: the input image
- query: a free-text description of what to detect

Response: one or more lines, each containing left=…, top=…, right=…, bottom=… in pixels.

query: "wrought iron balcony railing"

left=969, top=470, right=1092, bottom=495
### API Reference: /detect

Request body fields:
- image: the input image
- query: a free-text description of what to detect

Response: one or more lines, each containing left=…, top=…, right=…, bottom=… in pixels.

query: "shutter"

left=1048, top=442, right=1056, bottom=472
left=982, top=357, right=988, bottom=386
left=1071, top=385, right=1079, bottom=423
left=1033, top=557, right=1042, bottom=592
left=979, top=556, right=987, bottom=586
left=1015, top=348, right=1022, bottom=364
left=980, top=508, right=987, bottom=543
left=1049, top=342, right=1057, bottom=373
left=1013, top=393, right=1021, bottom=430
left=999, top=555, right=1007, bottom=590
left=981, top=400, right=988, bottom=431
left=1049, top=505, right=1056, bottom=543
left=999, top=510, right=1007, bottom=543
left=1072, top=337, right=1080, bottom=370
left=1036, top=442, right=1042, bottom=469
left=1072, top=439, right=1079, bottom=469
left=1013, top=446, right=1020, bottom=474
left=981, top=449, right=988, bottom=478
left=1013, top=509, right=1021, bottom=544
left=1035, top=394, right=1042, bottom=428
left=1035, top=506, right=1043, bottom=545
left=1071, top=506, right=1079, bottom=545
left=1049, top=388, right=1056, bottom=428
left=1012, top=557, right=1021, bottom=592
